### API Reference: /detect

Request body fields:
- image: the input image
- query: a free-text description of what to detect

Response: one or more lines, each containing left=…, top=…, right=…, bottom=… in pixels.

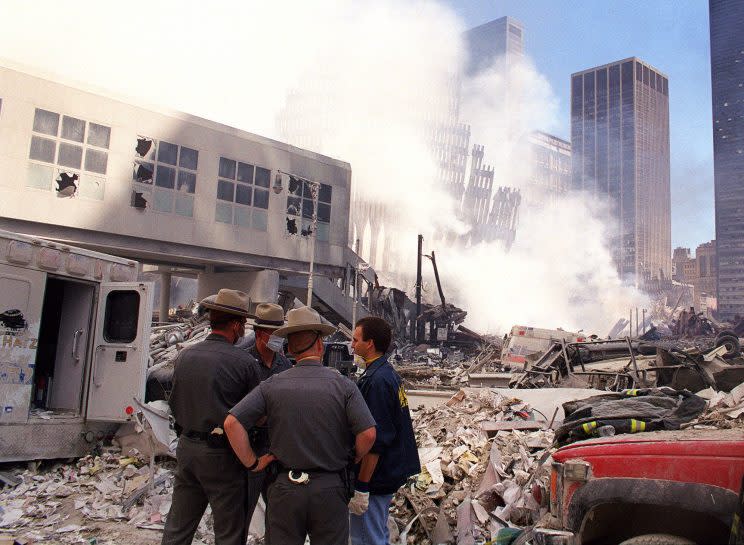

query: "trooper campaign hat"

left=200, top=289, right=251, bottom=317
left=273, top=306, right=336, bottom=338
left=247, top=303, right=286, bottom=330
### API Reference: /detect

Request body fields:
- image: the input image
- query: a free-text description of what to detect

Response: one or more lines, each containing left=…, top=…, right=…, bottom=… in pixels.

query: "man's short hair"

left=355, top=317, right=392, bottom=354
left=209, top=309, right=243, bottom=329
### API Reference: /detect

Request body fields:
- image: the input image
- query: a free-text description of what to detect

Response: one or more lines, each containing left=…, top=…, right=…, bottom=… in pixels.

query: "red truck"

left=533, top=429, right=744, bottom=545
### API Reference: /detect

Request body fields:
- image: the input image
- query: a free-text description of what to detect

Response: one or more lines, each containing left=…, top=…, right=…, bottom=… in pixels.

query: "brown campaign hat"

left=273, top=306, right=336, bottom=338
left=200, top=289, right=251, bottom=317
left=247, top=303, right=286, bottom=330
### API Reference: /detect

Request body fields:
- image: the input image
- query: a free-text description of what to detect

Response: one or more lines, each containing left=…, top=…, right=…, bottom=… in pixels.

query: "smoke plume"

left=0, top=0, right=649, bottom=334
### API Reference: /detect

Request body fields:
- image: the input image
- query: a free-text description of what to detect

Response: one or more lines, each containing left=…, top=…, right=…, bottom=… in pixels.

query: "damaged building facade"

left=571, top=58, right=672, bottom=287
left=0, top=64, right=367, bottom=325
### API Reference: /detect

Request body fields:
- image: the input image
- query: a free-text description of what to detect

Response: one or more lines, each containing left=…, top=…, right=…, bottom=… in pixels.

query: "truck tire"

left=714, top=334, right=741, bottom=359
left=619, top=534, right=696, bottom=545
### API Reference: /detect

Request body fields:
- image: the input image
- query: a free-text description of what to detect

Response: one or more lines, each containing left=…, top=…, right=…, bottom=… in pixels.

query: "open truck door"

left=86, top=282, right=153, bottom=422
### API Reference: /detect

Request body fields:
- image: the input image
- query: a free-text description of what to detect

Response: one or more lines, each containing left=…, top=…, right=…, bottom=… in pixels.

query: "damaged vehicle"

left=535, top=429, right=744, bottom=545
left=0, top=229, right=154, bottom=462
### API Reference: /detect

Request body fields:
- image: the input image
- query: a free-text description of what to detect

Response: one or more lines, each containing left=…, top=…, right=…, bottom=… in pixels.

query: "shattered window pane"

left=26, top=163, right=53, bottom=190
left=215, top=202, right=233, bottom=223
left=61, top=116, right=85, bottom=143
left=158, top=141, right=178, bottom=165
left=252, top=209, right=267, bottom=231
left=29, top=136, right=56, bottom=163
left=319, top=183, right=332, bottom=203
left=234, top=205, right=251, bottom=227
left=286, top=217, right=298, bottom=234
left=133, top=161, right=154, bottom=183
left=255, top=166, right=270, bottom=188
left=79, top=174, right=105, bottom=200
left=84, top=149, right=108, bottom=174
left=174, top=194, right=193, bottom=217
left=235, top=184, right=252, bottom=205
left=153, top=188, right=174, bottom=212
left=131, top=189, right=149, bottom=209
left=177, top=171, right=196, bottom=193
left=237, top=162, right=254, bottom=183
left=155, top=165, right=176, bottom=189
left=179, top=146, right=198, bottom=170
left=217, top=179, right=235, bottom=201
left=288, top=176, right=302, bottom=195
left=317, top=202, right=331, bottom=223
left=58, top=143, right=83, bottom=169
left=88, top=123, right=111, bottom=148
left=254, top=188, right=269, bottom=209
left=302, top=198, right=314, bottom=219
left=55, top=171, right=79, bottom=198
left=33, top=109, right=59, bottom=136
left=287, top=196, right=301, bottom=215
left=136, top=137, right=154, bottom=158
left=219, top=157, right=236, bottom=179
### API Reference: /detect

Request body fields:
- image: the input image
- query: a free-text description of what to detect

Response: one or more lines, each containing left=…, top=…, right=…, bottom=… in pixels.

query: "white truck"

left=0, top=229, right=153, bottom=462
left=501, top=325, right=586, bottom=369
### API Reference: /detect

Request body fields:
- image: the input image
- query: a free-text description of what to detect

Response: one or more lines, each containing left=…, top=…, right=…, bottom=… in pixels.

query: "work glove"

left=348, top=489, right=370, bottom=515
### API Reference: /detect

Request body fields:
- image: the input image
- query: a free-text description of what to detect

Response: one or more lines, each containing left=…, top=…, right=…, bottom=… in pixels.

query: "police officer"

left=243, top=303, right=292, bottom=538
left=349, top=317, right=420, bottom=545
left=162, top=289, right=260, bottom=545
left=224, top=306, right=377, bottom=545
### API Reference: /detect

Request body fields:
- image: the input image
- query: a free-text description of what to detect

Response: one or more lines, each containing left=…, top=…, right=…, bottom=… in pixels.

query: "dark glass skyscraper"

left=710, top=0, right=744, bottom=319
left=571, top=58, right=671, bottom=285
left=465, top=16, right=524, bottom=77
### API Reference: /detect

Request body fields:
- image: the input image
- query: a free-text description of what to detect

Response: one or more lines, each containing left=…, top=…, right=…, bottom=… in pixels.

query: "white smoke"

left=0, top=0, right=649, bottom=334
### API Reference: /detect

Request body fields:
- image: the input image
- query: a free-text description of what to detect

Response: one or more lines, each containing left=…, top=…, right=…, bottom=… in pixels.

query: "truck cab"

left=501, top=325, right=586, bottom=369
left=536, top=429, right=744, bottom=545
left=0, top=229, right=153, bottom=462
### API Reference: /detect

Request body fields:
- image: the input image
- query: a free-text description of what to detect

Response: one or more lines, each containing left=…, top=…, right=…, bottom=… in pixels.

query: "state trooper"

left=224, top=306, right=377, bottom=545
left=242, top=303, right=292, bottom=538
left=162, top=289, right=260, bottom=545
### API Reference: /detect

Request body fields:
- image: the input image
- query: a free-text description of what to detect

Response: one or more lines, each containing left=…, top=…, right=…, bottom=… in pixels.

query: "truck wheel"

left=715, top=334, right=741, bottom=359
left=619, top=534, right=696, bottom=545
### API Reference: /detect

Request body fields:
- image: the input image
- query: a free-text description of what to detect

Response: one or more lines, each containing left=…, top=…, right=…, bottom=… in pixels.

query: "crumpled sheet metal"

left=391, top=388, right=553, bottom=545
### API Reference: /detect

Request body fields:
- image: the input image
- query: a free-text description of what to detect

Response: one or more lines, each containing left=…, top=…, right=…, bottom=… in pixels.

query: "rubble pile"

left=687, top=381, right=744, bottom=429
left=0, top=450, right=214, bottom=545
left=391, top=389, right=553, bottom=545
left=149, top=316, right=210, bottom=369
left=395, top=342, right=502, bottom=390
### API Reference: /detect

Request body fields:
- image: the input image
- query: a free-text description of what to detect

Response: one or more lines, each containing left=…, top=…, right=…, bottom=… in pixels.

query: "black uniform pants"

left=162, top=437, right=248, bottom=545
left=266, top=471, right=349, bottom=545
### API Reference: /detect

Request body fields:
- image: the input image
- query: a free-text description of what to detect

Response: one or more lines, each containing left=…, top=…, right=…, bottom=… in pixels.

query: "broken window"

left=285, top=176, right=332, bottom=241
left=214, top=156, right=270, bottom=229
left=55, top=171, right=79, bottom=198
left=132, top=138, right=197, bottom=216
left=28, top=108, right=110, bottom=197
left=131, top=190, right=148, bottom=209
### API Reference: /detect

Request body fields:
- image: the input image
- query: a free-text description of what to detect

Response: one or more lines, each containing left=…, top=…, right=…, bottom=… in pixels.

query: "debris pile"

left=0, top=449, right=208, bottom=545
left=392, top=389, right=553, bottom=545
left=394, top=342, right=503, bottom=391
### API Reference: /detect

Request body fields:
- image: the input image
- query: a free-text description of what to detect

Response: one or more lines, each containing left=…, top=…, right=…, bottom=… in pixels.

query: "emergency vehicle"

left=501, top=325, right=586, bottom=369
left=0, top=229, right=153, bottom=462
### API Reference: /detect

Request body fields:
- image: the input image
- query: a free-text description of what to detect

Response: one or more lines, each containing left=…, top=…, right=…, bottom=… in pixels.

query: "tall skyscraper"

left=465, top=16, right=524, bottom=77
left=710, top=0, right=744, bottom=319
left=571, top=58, right=671, bottom=285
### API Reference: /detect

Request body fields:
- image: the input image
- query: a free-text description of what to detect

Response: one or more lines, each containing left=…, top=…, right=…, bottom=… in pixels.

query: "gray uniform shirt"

left=230, top=360, right=375, bottom=472
left=170, top=334, right=260, bottom=433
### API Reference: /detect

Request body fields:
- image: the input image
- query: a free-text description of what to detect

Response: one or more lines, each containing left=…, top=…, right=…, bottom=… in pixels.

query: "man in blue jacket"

left=349, top=317, right=420, bottom=545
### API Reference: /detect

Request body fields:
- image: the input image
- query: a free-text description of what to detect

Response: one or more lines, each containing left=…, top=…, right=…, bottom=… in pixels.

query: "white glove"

left=348, top=490, right=370, bottom=515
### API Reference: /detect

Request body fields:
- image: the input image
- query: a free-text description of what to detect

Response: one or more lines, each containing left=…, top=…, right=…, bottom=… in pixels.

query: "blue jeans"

left=349, top=493, right=394, bottom=545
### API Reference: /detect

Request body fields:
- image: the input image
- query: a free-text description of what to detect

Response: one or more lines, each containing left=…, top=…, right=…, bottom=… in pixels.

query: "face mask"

left=267, top=334, right=285, bottom=353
